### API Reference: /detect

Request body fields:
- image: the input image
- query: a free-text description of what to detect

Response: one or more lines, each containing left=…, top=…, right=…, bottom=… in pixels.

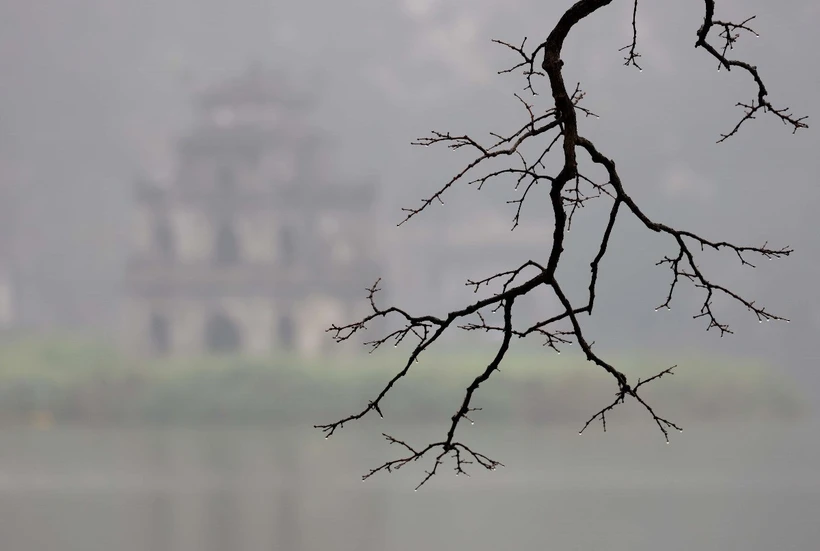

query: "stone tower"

left=124, top=67, right=380, bottom=358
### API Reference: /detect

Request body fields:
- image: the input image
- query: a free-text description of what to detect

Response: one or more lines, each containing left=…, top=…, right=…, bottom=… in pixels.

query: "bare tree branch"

left=619, top=0, right=642, bottom=69
left=315, top=0, right=805, bottom=489
left=696, top=0, right=808, bottom=141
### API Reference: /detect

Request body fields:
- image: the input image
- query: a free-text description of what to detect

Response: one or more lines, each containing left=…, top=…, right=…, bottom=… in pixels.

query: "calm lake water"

left=0, top=419, right=818, bottom=551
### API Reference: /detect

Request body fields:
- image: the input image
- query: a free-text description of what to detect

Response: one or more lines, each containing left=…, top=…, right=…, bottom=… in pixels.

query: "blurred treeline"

left=0, top=336, right=805, bottom=428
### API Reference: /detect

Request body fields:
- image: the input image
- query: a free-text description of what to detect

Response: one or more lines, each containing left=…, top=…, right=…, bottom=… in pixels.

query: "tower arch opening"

left=279, top=226, right=295, bottom=266
left=278, top=314, right=295, bottom=351
left=205, top=312, right=242, bottom=354
left=216, top=166, right=236, bottom=194
left=214, top=223, right=240, bottom=266
left=154, top=219, right=174, bottom=262
left=150, top=312, right=171, bottom=355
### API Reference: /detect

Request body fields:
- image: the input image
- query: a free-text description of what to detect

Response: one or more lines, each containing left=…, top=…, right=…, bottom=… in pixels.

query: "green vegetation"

left=0, top=336, right=805, bottom=427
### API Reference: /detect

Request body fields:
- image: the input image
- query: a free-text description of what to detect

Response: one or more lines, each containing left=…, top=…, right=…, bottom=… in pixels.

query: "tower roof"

left=195, top=65, right=314, bottom=112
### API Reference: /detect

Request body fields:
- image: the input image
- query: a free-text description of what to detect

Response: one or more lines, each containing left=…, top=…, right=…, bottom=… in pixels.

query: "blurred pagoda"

left=124, top=66, right=381, bottom=357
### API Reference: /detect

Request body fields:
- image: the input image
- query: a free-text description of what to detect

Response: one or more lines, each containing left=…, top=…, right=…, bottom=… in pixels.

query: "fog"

left=0, top=1, right=818, bottom=550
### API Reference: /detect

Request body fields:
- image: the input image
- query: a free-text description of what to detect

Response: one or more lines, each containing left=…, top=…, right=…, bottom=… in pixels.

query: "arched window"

left=216, top=166, right=235, bottom=194
left=214, top=223, right=240, bottom=266
left=205, top=312, right=241, bottom=354
left=154, top=219, right=174, bottom=262
left=150, top=313, right=170, bottom=355
left=278, top=314, right=295, bottom=350
left=279, top=226, right=295, bottom=266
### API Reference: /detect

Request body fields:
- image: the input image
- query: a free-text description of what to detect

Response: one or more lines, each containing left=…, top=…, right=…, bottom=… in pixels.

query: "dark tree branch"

left=696, top=0, right=808, bottom=141
left=618, top=0, right=642, bottom=69
left=316, top=0, right=805, bottom=489
left=576, top=136, right=792, bottom=335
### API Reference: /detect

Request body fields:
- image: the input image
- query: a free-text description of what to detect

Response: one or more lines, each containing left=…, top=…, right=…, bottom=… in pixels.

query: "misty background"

left=1, top=0, right=818, bottom=372
left=0, top=1, right=818, bottom=550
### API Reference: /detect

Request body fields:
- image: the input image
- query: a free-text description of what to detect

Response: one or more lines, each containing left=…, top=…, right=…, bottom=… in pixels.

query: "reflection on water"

left=0, top=421, right=818, bottom=551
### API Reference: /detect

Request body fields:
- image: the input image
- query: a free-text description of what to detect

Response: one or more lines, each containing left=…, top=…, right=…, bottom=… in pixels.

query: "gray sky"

left=0, top=0, right=817, bottom=385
